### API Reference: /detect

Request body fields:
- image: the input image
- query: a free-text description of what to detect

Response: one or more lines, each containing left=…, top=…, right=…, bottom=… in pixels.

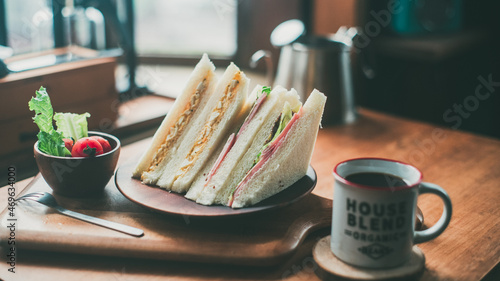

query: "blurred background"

left=1, top=0, right=499, bottom=180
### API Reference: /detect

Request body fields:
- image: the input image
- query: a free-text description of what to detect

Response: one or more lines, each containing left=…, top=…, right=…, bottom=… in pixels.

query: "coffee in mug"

left=331, top=158, right=452, bottom=268
left=344, top=172, right=408, bottom=188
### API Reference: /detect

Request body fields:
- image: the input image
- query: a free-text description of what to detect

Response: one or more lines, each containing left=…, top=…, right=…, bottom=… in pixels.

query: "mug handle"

left=414, top=182, right=453, bottom=244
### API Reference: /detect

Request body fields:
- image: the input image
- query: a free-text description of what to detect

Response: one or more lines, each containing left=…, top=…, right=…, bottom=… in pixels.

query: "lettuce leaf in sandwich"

left=252, top=101, right=301, bottom=166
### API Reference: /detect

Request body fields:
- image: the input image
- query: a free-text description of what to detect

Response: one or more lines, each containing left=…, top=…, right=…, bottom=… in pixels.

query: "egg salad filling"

left=173, top=73, right=242, bottom=182
left=142, top=79, right=207, bottom=179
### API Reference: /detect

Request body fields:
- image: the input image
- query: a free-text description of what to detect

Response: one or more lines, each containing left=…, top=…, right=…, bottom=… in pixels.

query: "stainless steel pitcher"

left=252, top=25, right=358, bottom=125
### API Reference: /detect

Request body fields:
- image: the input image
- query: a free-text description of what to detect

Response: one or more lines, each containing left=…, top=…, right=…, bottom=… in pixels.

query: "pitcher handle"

left=250, top=50, right=274, bottom=86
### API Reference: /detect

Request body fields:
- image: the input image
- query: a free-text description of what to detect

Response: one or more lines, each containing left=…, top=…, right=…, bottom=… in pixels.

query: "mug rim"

left=333, top=157, right=423, bottom=191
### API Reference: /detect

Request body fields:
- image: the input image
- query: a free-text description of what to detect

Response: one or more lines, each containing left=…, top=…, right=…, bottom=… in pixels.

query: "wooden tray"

left=0, top=173, right=332, bottom=266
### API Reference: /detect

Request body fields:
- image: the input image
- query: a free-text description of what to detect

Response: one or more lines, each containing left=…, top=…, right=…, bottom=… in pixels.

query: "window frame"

left=0, top=0, right=304, bottom=69
left=0, top=0, right=6, bottom=46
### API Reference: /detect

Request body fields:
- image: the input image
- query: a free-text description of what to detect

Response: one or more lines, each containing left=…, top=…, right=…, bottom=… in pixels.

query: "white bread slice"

left=230, top=89, right=326, bottom=208
left=191, top=86, right=299, bottom=205
left=213, top=89, right=303, bottom=205
left=185, top=85, right=264, bottom=201
left=185, top=138, right=226, bottom=201
left=133, top=54, right=217, bottom=184
left=195, top=88, right=302, bottom=205
left=158, top=63, right=250, bottom=192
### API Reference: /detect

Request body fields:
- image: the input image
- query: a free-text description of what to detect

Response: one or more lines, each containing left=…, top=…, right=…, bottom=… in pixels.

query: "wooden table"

left=1, top=109, right=499, bottom=281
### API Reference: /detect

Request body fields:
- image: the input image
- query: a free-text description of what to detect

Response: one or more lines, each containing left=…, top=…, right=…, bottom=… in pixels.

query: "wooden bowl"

left=34, top=131, right=120, bottom=197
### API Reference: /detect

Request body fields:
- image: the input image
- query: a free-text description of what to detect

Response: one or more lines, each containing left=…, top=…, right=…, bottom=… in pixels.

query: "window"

left=2, top=0, right=237, bottom=58
left=134, top=0, right=237, bottom=57
left=5, top=0, right=54, bottom=55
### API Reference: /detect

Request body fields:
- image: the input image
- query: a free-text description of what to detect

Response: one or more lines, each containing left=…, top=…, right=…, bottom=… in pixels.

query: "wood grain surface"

left=1, top=108, right=499, bottom=281
left=0, top=171, right=331, bottom=266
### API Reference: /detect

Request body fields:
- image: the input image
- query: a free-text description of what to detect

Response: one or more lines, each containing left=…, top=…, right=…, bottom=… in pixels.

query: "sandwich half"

left=184, top=84, right=264, bottom=201
left=189, top=86, right=302, bottom=205
left=229, top=89, right=326, bottom=208
left=157, top=62, right=250, bottom=193
left=133, top=53, right=217, bottom=184
left=186, top=85, right=300, bottom=203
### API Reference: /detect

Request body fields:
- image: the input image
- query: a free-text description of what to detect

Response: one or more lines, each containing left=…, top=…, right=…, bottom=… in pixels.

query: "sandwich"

left=188, top=87, right=326, bottom=208
left=183, top=85, right=272, bottom=201
left=156, top=62, right=250, bottom=193
left=133, top=54, right=326, bottom=208
left=186, top=85, right=302, bottom=205
left=133, top=53, right=217, bottom=184
left=228, top=89, right=326, bottom=208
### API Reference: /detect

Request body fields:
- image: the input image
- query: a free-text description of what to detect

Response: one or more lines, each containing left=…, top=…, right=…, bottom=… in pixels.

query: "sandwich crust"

left=230, top=89, right=326, bottom=208
left=173, top=73, right=242, bottom=183
left=184, top=85, right=263, bottom=201
left=142, top=79, right=207, bottom=180
left=164, top=63, right=249, bottom=193
left=134, top=54, right=216, bottom=184
left=194, top=87, right=302, bottom=206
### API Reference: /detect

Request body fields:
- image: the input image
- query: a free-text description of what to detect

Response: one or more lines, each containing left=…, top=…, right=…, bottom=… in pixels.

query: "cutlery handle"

left=56, top=207, right=144, bottom=237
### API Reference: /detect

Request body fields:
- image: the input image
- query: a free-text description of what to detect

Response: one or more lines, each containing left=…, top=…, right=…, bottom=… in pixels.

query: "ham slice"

left=229, top=106, right=303, bottom=206
left=236, top=91, right=267, bottom=139
left=204, top=91, right=268, bottom=186
left=204, top=133, right=235, bottom=186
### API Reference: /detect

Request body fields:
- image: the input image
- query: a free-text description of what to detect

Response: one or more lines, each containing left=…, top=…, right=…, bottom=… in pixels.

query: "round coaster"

left=313, top=236, right=425, bottom=281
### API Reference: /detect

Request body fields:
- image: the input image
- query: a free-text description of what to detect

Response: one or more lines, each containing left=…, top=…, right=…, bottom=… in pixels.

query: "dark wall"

left=354, top=0, right=500, bottom=139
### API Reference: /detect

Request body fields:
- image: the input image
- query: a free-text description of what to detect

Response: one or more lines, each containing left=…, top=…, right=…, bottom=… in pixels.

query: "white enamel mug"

left=331, top=158, right=452, bottom=268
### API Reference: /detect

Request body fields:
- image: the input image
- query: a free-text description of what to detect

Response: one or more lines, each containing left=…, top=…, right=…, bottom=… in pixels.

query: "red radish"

left=63, top=138, right=74, bottom=152
left=90, top=136, right=112, bottom=153
left=72, top=137, right=103, bottom=157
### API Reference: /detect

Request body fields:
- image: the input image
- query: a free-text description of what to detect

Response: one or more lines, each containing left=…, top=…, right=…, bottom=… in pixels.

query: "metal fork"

left=16, top=192, right=144, bottom=237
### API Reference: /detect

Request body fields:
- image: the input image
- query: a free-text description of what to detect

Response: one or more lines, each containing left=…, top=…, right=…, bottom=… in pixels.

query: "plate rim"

left=115, top=162, right=317, bottom=217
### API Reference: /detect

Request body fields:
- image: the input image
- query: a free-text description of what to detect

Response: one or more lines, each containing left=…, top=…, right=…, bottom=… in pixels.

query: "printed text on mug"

left=344, top=198, right=408, bottom=242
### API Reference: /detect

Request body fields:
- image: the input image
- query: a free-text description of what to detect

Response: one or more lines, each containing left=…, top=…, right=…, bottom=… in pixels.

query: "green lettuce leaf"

left=255, top=86, right=271, bottom=100
left=252, top=102, right=294, bottom=166
left=28, top=86, right=70, bottom=157
left=271, top=102, right=293, bottom=143
left=37, top=131, right=71, bottom=156
left=262, top=86, right=271, bottom=96
left=28, top=86, right=54, bottom=134
left=54, top=112, right=91, bottom=141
